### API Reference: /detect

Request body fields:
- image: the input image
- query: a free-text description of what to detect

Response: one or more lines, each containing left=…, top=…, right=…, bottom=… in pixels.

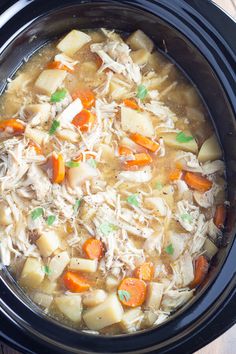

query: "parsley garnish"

left=155, top=181, right=163, bottom=190
left=46, top=215, right=56, bottom=226
left=65, top=161, right=80, bottom=168
left=176, top=131, right=194, bottom=143
left=44, top=265, right=51, bottom=275
left=118, top=289, right=131, bottom=302
left=127, top=194, right=139, bottom=207
left=50, top=88, right=67, bottom=103
left=136, top=84, right=148, bottom=100
left=49, top=120, right=60, bottom=135
left=181, top=213, right=193, bottom=223
left=73, top=199, right=82, bottom=213
left=165, top=243, right=174, bottom=255
left=99, top=222, right=118, bottom=236
left=31, top=208, right=43, bottom=220
left=87, top=158, right=97, bottom=168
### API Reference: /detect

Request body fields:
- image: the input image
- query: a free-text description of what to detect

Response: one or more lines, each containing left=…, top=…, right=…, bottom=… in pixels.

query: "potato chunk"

left=83, top=294, right=124, bottom=330
left=198, top=134, right=222, bottom=162
left=24, top=103, right=51, bottom=124
left=36, top=230, right=60, bottom=257
left=145, top=282, right=164, bottom=310
left=57, top=30, right=91, bottom=56
left=204, top=238, right=218, bottom=259
left=0, top=202, right=12, bottom=225
left=105, top=275, right=120, bottom=291
left=67, top=162, right=98, bottom=188
left=83, top=290, right=107, bottom=307
left=32, top=292, right=53, bottom=308
left=127, top=30, right=154, bottom=53
left=130, top=49, right=150, bottom=66
left=55, top=295, right=82, bottom=322
left=69, top=257, right=98, bottom=273
left=25, top=126, right=49, bottom=145
left=35, top=70, right=67, bottom=95
left=20, top=257, right=44, bottom=289
left=48, top=251, right=70, bottom=281
left=121, top=107, right=154, bottom=137
left=161, top=132, right=198, bottom=153
left=120, top=307, right=143, bottom=332
left=56, top=128, right=80, bottom=143
left=38, top=278, right=58, bottom=294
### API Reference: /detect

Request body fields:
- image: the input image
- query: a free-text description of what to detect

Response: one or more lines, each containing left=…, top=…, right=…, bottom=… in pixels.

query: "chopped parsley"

left=65, top=161, right=80, bottom=168
left=176, top=131, right=194, bottom=143
left=31, top=208, right=43, bottom=220
left=73, top=199, right=82, bottom=213
left=136, top=84, right=148, bottom=100
left=46, top=215, right=56, bottom=226
left=181, top=213, right=193, bottom=223
left=50, top=88, right=67, bottom=103
left=87, top=158, right=97, bottom=168
left=118, top=289, right=131, bottom=302
left=155, top=181, right=163, bottom=190
left=165, top=243, right=174, bottom=255
left=49, top=120, right=60, bottom=135
left=99, top=222, right=118, bottom=236
left=44, top=265, right=51, bottom=275
left=127, top=194, right=139, bottom=207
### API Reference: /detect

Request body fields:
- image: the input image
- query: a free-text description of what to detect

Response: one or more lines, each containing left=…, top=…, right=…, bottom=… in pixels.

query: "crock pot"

left=0, top=0, right=236, bottom=353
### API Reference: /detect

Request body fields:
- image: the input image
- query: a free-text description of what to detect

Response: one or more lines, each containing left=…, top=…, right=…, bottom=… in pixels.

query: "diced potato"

left=204, top=238, right=218, bottom=259
left=38, top=278, right=58, bottom=294
left=143, top=310, right=158, bottom=326
left=83, top=293, right=124, bottom=330
left=57, top=98, right=82, bottom=125
left=180, top=254, right=194, bottom=287
left=48, top=251, right=70, bottom=281
left=83, top=290, right=107, bottom=307
left=24, top=103, right=51, bottom=124
left=105, top=275, right=120, bottom=291
left=0, top=202, right=12, bottom=225
left=121, top=107, right=154, bottom=137
left=32, top=292, right=53, bottom=308
left=25, top=126, right=49, bottom=146
left=127, top=30, right=154, bottom=53
left=35, top=70, right=67, bottom=95
left=147, top=52, right=162, bottom=72
left=7, top=73, right=32, bottom=93
left=55, top=295, right=82, bottom=322
left=56, top=128, right=80, bottom=143
left=120, top=307, right=143, bottom=332
left=67, top=162, right=98, bottom=188
left=69, top=257, right=98, bottom=273
left=161, top=132, right=198, bottom=153
left=57, top=30, right=91, bottom=56
left=36, top=230, right=60, bottom=257
left=145, top=282, right=164, bottom=310
left=109, top=81, right=130, bottom=100
left=130, top=49, right=150, bottom=66
left=198, top=135, right=222, bottom=162
left=19, top=257, right=44, bottom=289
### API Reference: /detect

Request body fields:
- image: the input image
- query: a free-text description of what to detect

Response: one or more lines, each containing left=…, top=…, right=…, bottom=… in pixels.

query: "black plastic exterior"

left=0, top=1, right=235, bottom=353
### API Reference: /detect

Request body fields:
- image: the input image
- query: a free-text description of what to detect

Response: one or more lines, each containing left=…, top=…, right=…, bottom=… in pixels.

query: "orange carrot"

left=52, top=152, right=65, bottom=184
left=95, top=55, right=103, bottom=68
left=125, top=153, right=152, bottom=167
left=184, top=172, right=212, bottom=192
left=83, top=238, right=104, bottom=260
left=63, top=271, right=90, bottom=292
left=72, top=90, right=95, bottom=109
left=47, top=61, right=74, bottom=73
left=123, top=99, right=139, bottom=111
left=134, top=262, right=154, bottom=281
left=214, top=204, right=226, bottom=229
left=175, top=161, right=183, bottom=169
left=118, top=146, right=133, bottom=156
left=72, top=109, right=96, bottom=132
left=169, top=168, right=182, bottom=181
left=118, top=277, right=146, bottom=307
left=28, top=141, right=42, bottom=155
left=130, top=133, right=159, bottom=153
left=0, top=119, right=25, bottom=134
left=75, top=151, right=96, bottom=162
left=191, top=256, right=209, bottom=288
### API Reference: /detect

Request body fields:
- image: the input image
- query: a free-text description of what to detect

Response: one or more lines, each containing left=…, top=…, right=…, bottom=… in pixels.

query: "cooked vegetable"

left=83, top=289, right=107, bottom=307
left=161, top=132, right=198, bottom=153
left=169, top=168, right=182, bottom=181
left=214, top=204, right=226, bottom=229
left=0, top=119, right=25, bottom=134
left=130, top=48, right=150, bottom=65
left=0, top=202, right=12, bottom=225
left=165, top=244, right=174, bottom=255
left=20, top=258, right=45, bottom=289
left=125, top=153, right=152, bottom=167
left=31, top=207, right=43, bottom=220
left=127, top=30, right=154, bottom=52
left=55, top=295, right=82, bottom=322
left=72, top=90, right=95, bottom=109
left=176, top=131, right=194, bottom=143
left=204, top=238, right=219, bottom=260
left=51, top=152, right=65, bottom=184
left=28, top=140, right=43, bottom=155
left=118, top=146, right=133, bottom=156
left=136, top=85, right=148, bottom=100
left=24, top=103, right=51, bottom=124
left=67, top=161, right=98, bottom=188
left=191, top=255, right=209, bottom=288
left=184, top=172, right=212, bottom=192
left=35, top=69, right=67, bottom=95
left=106, top=276, right=120, bottom=291
left=134, top=262, right=154, bottom=281
left=46, top=215, right=56, bottom=226
left=120, top=307, right=143, bottom=332
left=25, top=126, right=49, bottom=145
left=118, top=278, right=146, bottom=307
left=32, top=292, right=53, bottom=308
left=63, top=271, right=90, bottom=292
left=50, top=88, right=67, bottom=103
left=123, top=99, right=139, bottom=110
left=57, top=30, right=91, bottom=56
left=145, top=282, right=164, bottom=310
left=121, top=107, right=154, bottom=137
left=47, top=61, right=73, bottom=73
left=130, top=133, right=159, bottom=152
left=72, top=109, right=96, bottom=132
left=36, top=230, right=60, bottom=257
left=83, top=238, right=104, bottom=260
left=48, top=251, right=70, bottom=281
left=69, top=257, right=98, bottom=273
left=198, top=134, right=222, bottom=162
left=38, top=279, right=58, bottom=294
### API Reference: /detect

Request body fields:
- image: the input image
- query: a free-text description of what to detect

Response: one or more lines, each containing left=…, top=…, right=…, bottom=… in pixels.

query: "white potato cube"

left=130, top=49, right=150, bottom=66
left=161, top=132, right=198, bottom=153
left=55, top=295, right=82, bottom=322
left=120, top=307, right=143, bottom=332
left=127, top=30, right=154, bottom=53
left=83, top=290, right=107, bottom=307
left=35, top=69, right=67, bottom=95
left=25, top=126, right=49, bottom=145
left=38, top=278, right=58, bottom=294
left=32, top=292, right=53, bottom=308
left=105, top=275, right=120, bottom=291
left=145, top=282, right=164, bottom=310
left=48, top=251, right=70, bottom=281
left=0, top=202, right=12, bottom=225
left=67, top=161, right=98, bottom=188
left=83, top=294, right=124, bottom=330
left=69, top=257, right=98, bottom=273
left=109, top=81, right=130, bottom=100
left=121, top=107, right=154, bottom=137
left=20, top=257, right=44, bottom=289
left=24, top=103, right=51, bottom=124
left=204, top=238, right=218, bottom=260
left=56, top=128, right=80, bottom=143
left=36, top=230, right=60, bottom=257
left=57, top=98, right=82, bottom=126
left=198, top=134, right=222, bottom=162
left=57, top=30, right=91, bottom=56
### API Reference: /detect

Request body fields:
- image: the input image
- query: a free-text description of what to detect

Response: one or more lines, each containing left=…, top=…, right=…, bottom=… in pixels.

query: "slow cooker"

left=0, top=0, right=236, bottom=353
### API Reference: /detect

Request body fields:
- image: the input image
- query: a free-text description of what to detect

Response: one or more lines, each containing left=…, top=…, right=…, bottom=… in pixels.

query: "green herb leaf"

left=46, top=215, right=56, bottom=226
left=50, top=88, right=67, bottom=103
left=180, top=213, right=193, bottom=223
left=73, top=199, right=82, bottom=213
left=99, top=222, right=118, bottom=236
left=49, top=120, right=60, bottom=135
left=87, top=158, right=97, bottom=168
left=31, top=208, right=43, bottom=220
left=65, top=161, right=80, bottom=168
left=118, top=289, right=131, bottom=302
left=127, top=194, right=139, bottom=207
left=155, top=181, right=163, bottom=190
left=176, top=131, right=194, bottom=143
left=44, top=265, right=51, bottom=275
left=136, top=85, right=148, bottom=100
left=165, top=243, right=174, bottom=255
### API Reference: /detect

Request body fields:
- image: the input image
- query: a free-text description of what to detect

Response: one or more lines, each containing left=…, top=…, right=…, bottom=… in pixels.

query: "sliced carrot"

left=72, top=109, right=96, bottom=132
left=191, top=256, right=209, bottom=288
left=125, top=153, right=152, bottom=167
left=184, top=172, right=212, bottom=192
left=52, top=152, right=65, bottom=184
left=118, top=146, right=133, bottom=156
left=134, top=262, right=154, bottom=281
left=83, top=238, right=104, bottom=260
left=130, top=133, right=159, bottom=153
left=63, top=271, right=90, bottom=292
left=95, top=55, right=103, bottom=68
left=214, top=204, right=226, bottom=229
left=169, top=168, right=182, bottom=181
left=0, top=119, right=25, bottom=134
left=47, top=61, right=73, bottom=73
left=72, top=90, right=95, bottom=109
left=175, top=161, right=183, bottom=169
left=28, top=141, right=42, bottom=155
left=123, top=99, right=139, bottom=110
left=75, top=151, right=96, bottom=162
left=118, top=277, right=146, bottom=307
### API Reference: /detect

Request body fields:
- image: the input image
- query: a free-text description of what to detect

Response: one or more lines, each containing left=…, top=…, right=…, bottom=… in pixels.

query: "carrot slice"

left=28, top=141, right=42, bottom=155
left=123, top=99, right=139, bottom=111
left=75, top=151, right=96, bottom=162
left=72, top=109, right=96, bottom=132
left=184, top=172, right=212, bottom=192
left=118, top=277, right=146, bottom=307
left=169, top=168, right=182, bottom=181
left=83, top=238, right=104, bottom=260
left=0, top=119, right=25, bottom=134
left=191, top=256, right=209, bottom=288
left=47, top=61, right=73, bottom=73
left=118, top=146, right=133, bottom=156
left=63, top=271, right=90, bottom=292
left=52, top=152, right=65, bottom=184
left=125, top=153, right=152, bottom=167
left=134, top=262, right=154, bottom=281
left=214, top=204, right=226, bottom=229
left=72, top=90, right=95, bottom=109
left=130, top=133, right=159, bottom=153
